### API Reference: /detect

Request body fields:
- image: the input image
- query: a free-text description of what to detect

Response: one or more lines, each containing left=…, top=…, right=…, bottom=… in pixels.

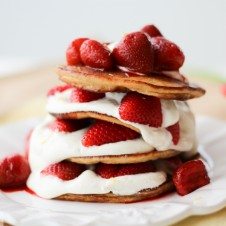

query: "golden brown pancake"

left=56, top=181, right=174, bottom=203
left=67, top=150, right=179, bottom=164
left=57, top=65, right=205, bottom=100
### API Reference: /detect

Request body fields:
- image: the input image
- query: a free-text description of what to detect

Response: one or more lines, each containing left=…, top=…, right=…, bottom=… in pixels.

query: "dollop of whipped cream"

left=46, top=89, right=195, bottom=151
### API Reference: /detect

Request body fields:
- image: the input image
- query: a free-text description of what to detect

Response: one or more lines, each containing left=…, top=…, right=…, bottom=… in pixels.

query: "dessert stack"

left=27, top=24, right=210, bottom=203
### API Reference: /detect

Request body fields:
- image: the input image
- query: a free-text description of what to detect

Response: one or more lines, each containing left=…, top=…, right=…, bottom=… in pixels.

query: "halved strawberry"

left=119, top=92, right=162, bottom=127
left=112, top=32, right=153, bottom=74
left=96, top=161, right=156, bottom=179
left=141, top=24, right=162, bottom=37
left=41, top=161, right=85, bottom=180
left=66, top=38, right=88, bottom=65
left=47, top=84, right=72, bottom=97
left=80, top=39, right=113, bottom=70
left=0, top=154, right=31, bottom=188
left=82, top=120, right=140, bottom=147
left=48, top=118, right=88, bottom=133
left=173, top=160, right=210, bottom=196
left=151, top=37, right=185, bottom=71
left=167, top=122, right=180, bottom=145
left=70, top=88, right=105, bottom=103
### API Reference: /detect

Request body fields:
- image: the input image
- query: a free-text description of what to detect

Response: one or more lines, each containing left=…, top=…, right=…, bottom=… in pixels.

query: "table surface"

left=1, top=67, right=226, bottom=226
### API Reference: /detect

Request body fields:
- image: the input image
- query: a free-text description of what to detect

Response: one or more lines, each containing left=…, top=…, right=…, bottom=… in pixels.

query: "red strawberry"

left=119, top=92, right=162, bottom=127
left=112, top=32, right=154, bottom=74
left=151, top=37, right=185, bottom=71
left=70, top=88, right=105, bottom=103
left=47, top=84, right=72, bottom=97
left=0, top=154, right=31, bottom=188
left=96, top=161, right=156, bottom=179
left=82, top=120, right=140, bottom=147
left=24, top=129, right=33, bottom=160
left=80, top=39, right=113, bottom=70
left=167, top=122, right=180, bottom=145
left=141, top=24, right=162, bottom=37
left=41, top=161, right=85, bottom=180
left=66, top=38, right=88, bottom=65
left=48, top=118, right=88, bottom=133
left=221, top=84, right=226, bottom=96
left=173, top=160, right=210, bottom=196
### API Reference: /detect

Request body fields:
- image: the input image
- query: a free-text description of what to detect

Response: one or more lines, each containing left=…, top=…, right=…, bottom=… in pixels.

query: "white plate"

left=0, top=116, right=226, bottom=226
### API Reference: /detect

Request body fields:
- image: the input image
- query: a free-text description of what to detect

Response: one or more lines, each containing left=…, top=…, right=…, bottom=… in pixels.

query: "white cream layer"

left=27, top=170, right=167, bottom=198
left=46, top=90, right=195, bottom=150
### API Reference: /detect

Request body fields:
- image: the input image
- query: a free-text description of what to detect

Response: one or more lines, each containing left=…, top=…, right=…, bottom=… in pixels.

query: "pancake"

left=57, top=65, right=205, bottom=100
left=56, top=181, right=174, bottom=203
left=68, top=150, right=179, bottom=164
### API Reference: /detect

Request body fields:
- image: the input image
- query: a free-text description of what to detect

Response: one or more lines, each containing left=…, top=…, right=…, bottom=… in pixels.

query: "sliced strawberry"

left=24, top=129, right=33, bottom=160
left=41, top=161, right=85, bottom=180
left=96, top=161, right=156, bottom=179
left=119, top=92, right=162, bottom=127
left=47, top=84, right=72, bottom=97
left=151, top=37, right=185, bottom=71
left=80, top=39, right=113, bottom=70
left=141, top=24, right=162, bottom=37
left=0, top=154, right=31, bottom=188
left=66, top=38, right=88, bottom=65
left=112, top=32, right=153, bottom=74
left=48, top=118, right=88, bottom=133
left=70, top=88, right=105, bottom=103
left=82, top=120, right=140, bottom=147
left=167, top=122, right=180, bottom=145
left=173, top=160, right=210, bottom=196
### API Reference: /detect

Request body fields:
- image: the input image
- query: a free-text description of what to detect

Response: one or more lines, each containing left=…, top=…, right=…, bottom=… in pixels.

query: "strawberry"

left=47, top=84, right=72, bottom=97
left=96, top=161, right=156, bottom=179
left=112, top=32, right=153, bottom=74
left=80, top=39, right=113, bottom=70
left=151, top=37, right=185, bottom=71
left=66, top=38, right=88, bottom=65
left=141, top=24, right=162, bottom=37
left=24, top=129, right=33, bottom=160
left=48, top=118, right=88, bottom=133
left=82, top=120, right=140, bottom=147
left=173, top=160, right=210, bottom=196
left=119, top=92, right=162, bottom=127
left=0, top=154, right=31, bottom=188
left=167, top=122, right=180, bottom=145
left=41, top=161, right=85, bottom=180
left=70, top=88, right=105, bottom=103
left=221, top=84, right=226, bottom=96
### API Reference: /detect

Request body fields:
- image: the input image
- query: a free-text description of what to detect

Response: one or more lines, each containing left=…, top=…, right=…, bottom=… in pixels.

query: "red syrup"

left=1, top=185, right=37, bottom=196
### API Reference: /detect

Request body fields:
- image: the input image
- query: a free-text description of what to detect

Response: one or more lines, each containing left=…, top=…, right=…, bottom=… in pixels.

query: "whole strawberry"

left=119, top=92, right=162, bottom=127
left=151, top=37, right=185, bottom=71
left=0, top=154, right=31, bottom=188
left=141, top=24, right=162, bottom=37
left=41, top=161, right=85, bottom=180
left=80, top=39, right=113, bottom=70
left=66, top=38, right=88, bottom=65
left=112, top=32, right=154, bottom=74
left=82, top=120, right=140, bottom=147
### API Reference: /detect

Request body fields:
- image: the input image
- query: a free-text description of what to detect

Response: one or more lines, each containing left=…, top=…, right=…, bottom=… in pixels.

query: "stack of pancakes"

left=27, top=64, right=205, bottom=203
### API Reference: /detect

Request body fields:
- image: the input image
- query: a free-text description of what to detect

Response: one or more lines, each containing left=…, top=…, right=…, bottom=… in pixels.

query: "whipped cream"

left=46, top=89, right=195, bottom=150
left=27, top=170, right=167, bottom=198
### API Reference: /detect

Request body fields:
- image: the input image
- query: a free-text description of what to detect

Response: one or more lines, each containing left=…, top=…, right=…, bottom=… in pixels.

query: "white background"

left=0, top=0, right=226, bottom=77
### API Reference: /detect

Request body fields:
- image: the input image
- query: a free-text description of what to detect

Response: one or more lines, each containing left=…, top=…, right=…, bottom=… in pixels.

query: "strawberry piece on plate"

left=0, top=154, right=31, bottom=188
left=96, top=161, right=156, bottom=179
left=167, top=122, right=180, bottom=145
left=80, top=39, right=113, bottom=70
left=112, top=31, right=153, bottom=74
left=48, top=118, right=88, bottom=133
left=41, top=161, right=85, bottom=180
left=173, top=160, right=210, bottom=196
left=151, top=37, right=185, bottom=71
left=47, top=84, right=72, bottom=97
left=141, top=24, right=162, bottom=37
left=66, top=38, right=88, bottom=65
left=119, top=92, right=162, bottom=127
left=70, top=88, right=105, bottom=103
left=82, top=120, right=140, bottom=147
